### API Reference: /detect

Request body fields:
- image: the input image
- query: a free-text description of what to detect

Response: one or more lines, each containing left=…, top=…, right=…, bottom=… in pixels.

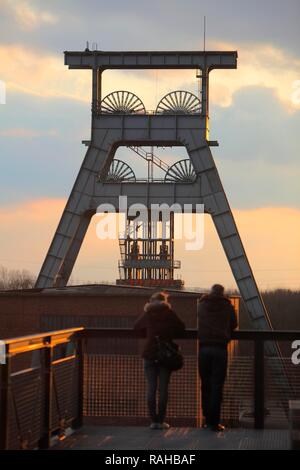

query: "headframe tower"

left=35, top=47, right=274, bottom=332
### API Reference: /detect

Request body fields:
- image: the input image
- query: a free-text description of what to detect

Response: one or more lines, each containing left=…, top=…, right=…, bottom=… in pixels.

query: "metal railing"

left=91, top=104, right=202, bottom=116
left=0, top=328, right=300, bottom=449
left=0, top=328, right=84, bottom=450
left=82, top=329, right=300, bottom=430
left=118, top=259, right=181, bottom=269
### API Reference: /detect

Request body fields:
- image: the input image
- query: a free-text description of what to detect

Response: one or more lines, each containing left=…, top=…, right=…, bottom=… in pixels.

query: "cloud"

left=0, top=45, right=91, bottom=101
left=79, top=41, right=300, bottom=113
left=2, top=0, right=58, bottom=30
left=0, top=39, right=299, bottom=113
left=0, top=128, right=58, bottom=138
left=211, top=85, right=300, bottom=168
left=209, top=41, right=300, bottom=111
left=215, top=157, right=300, bottom=210
left=0, top=199, right=299, bottom=290
left=0, top=44, right=196, bottom=107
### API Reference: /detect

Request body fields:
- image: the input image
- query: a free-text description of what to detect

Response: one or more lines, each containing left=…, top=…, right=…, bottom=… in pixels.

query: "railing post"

left=38, top=337, right=53, bottom=449
left=0, top=346, right=10, bottom=450
left=73, top=336, right=84, bottom=429
left=254, top=339, right=265, bottom=429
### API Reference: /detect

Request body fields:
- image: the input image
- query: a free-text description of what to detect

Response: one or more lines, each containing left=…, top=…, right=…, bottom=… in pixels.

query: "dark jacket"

left=197, top=293, right=237, bottom=346
left=134, top=300, right=185, bottom=360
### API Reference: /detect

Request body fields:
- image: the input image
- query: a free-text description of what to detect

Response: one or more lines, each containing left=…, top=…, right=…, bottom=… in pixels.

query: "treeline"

left=239, top=289, right=300, bottom=330
left=0, top=265, right=35, bottom=290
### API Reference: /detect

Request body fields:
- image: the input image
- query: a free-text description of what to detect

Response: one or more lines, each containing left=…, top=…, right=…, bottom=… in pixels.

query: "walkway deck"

left=53, top=426, right=290, bottom=450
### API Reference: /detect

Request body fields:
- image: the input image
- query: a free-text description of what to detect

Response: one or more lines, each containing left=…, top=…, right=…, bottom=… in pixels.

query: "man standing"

left=197, top=284, right=238, bottom=432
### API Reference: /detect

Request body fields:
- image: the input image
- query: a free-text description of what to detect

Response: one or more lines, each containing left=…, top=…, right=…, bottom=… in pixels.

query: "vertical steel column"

left=73, top=335, right=84, bottom=429
left=201, top=66, right=209, bottom=140
left=254, top=339, right=265, bottom=429
left=170, top=212, right=174, bottom=279
left=92, top=67, right=98, bottom=112
left=39, top=337, right=53, bottom=449
left=0, top=345, right=10, bottom=450
left=97, top=69, right=102, bottom=104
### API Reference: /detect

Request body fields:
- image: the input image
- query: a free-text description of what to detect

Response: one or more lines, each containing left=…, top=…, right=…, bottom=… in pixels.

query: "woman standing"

left=134, top=292, right=185, bottom=429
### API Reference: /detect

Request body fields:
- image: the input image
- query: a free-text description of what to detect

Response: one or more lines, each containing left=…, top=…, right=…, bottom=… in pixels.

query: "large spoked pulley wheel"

left=164, top=159, right=196, bottom=182
left=105, top=159, right=136, bottom=182
left=156, top=90, right=201, bottom=114
left=100, top=91, right=146, bottom=114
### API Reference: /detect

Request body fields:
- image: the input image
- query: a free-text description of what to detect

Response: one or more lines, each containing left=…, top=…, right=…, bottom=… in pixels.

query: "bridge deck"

left=52, top=426, right=290, bottom=451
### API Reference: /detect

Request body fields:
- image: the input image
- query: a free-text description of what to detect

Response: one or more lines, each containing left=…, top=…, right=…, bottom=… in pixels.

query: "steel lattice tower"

left=35, top=48, right=274, bottom=331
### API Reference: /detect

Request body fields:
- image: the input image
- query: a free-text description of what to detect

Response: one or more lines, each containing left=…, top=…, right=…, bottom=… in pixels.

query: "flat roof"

left=0, top=283, right=240, bottom=298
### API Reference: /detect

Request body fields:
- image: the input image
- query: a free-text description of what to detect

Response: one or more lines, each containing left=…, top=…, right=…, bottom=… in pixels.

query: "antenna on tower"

left=203, top=16, right=206, bottom=52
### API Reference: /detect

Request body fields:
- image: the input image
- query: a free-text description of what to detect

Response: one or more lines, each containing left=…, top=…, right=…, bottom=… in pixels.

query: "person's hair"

left=149, top=291, right=169, bottom=303
left=210, top=284, right=225, bottom=296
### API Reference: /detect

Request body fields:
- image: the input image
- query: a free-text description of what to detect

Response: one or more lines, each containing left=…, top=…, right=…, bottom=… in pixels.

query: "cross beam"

left=64, top=50, right=237, bottom=70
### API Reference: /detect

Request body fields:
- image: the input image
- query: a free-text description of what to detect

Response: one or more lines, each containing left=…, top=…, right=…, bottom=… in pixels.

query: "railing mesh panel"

left=83, top=342, right=300, bottom=428
left=51, top=358, right=79, bottom=431
left=265, top=356, right=300, bottom=427
left=5, top=344, right=80, bottom=449
left=84, top=355, right=200, bottom=425
left=8, top=368, right=44, bottom=450
left=83, top=350, right=256, bottom=427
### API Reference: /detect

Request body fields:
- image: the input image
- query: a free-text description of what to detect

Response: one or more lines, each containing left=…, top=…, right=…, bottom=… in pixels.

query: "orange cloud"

left=0, top=45, right=91, bottom=101
left=0, top=199, right=299, bottom=290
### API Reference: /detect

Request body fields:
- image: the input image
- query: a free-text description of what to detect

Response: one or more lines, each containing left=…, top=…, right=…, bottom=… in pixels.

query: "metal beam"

left=64, top=50, right=237, bottom=70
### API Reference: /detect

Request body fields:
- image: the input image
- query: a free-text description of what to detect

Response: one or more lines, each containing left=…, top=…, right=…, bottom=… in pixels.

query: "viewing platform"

left=0, top=327, right=299, bottom=450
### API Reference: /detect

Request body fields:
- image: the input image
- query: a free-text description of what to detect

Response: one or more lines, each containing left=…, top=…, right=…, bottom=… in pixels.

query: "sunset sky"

left=0, top=0, right=299, bottom=290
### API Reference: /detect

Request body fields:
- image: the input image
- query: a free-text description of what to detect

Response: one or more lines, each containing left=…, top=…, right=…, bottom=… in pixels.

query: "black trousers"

left=144, top=360, right=171, bottom=423
left=198, top=345, right=228, bottom=426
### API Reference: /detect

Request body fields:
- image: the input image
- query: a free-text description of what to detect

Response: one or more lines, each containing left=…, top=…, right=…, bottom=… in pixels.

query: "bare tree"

left=0, top=265, right=36, bottom=290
